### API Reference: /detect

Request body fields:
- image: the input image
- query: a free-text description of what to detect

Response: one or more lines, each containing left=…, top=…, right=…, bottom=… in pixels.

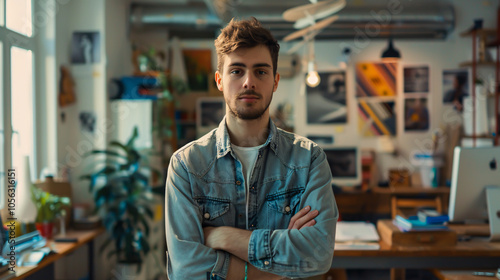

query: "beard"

left=226, top=89, right=272, bottom=120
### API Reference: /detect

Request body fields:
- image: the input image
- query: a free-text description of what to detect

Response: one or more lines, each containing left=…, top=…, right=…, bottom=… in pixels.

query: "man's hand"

left=288, top=205, right=319, bottom=230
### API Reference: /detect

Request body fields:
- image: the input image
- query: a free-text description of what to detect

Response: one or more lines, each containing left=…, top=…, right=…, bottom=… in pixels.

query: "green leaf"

left=85, top=150, right=127, bottom=160
left=99, top=237, right=114, bottom=255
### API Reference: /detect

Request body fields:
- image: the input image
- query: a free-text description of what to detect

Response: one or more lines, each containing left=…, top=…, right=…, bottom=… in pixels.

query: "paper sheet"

left=335, top=221, right=380, bottom=242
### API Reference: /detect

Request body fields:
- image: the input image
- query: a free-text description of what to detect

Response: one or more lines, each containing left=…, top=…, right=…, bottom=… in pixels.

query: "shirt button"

left=264, top=261, right=270, bottom=266
left=284, top=206, right=291, bottom=213
left=236, top=181, right=241, bottom=185
left=258, top=154, right=262, bottom=158
left=204, top=213, right=210, bottom=219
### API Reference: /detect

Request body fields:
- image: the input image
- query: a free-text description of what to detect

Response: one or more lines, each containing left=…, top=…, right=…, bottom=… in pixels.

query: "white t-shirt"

left=231, top=143, right=265, bottom=229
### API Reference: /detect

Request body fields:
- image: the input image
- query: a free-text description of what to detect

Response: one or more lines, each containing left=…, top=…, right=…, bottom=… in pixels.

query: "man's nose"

left=243, top=73, right=256, bottom=89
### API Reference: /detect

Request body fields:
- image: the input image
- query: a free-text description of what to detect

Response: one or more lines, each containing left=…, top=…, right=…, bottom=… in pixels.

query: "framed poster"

left=306, top=71, right=347, bottom=124
left=183, top=49, right=212, bottom=92
left=404, top=65, right=429, bottom=93
left=358, top=100, right=396, bottom=137
left=356, top=62, right=397, bottom=97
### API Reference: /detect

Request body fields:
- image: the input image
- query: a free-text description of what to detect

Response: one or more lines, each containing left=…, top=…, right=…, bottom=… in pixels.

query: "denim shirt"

left=165, top=117, right=338, bottom=280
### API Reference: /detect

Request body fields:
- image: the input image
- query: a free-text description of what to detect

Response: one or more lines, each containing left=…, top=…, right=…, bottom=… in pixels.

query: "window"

left=6, top=0, right=31, bottom=37
left=0, top=42, right=3, bottom=209
left=11, top=46, right=34, bottom=182
left=0, top=0, right=4, bottom=26
left=0, top=0, right=35, bottom=209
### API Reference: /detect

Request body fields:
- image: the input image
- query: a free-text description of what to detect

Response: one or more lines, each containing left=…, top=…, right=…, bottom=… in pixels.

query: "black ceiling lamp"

left=381, top=38, right=401, bottom=62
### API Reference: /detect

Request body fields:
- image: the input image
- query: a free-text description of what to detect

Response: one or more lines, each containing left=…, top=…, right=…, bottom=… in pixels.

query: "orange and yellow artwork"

left=356, top=62, right=397, bottom=97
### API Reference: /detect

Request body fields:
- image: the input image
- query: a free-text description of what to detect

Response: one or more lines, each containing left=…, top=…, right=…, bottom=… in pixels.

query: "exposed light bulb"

left=306, top=60, right=320, bottom=87
left=306, top=71, right=320, bottom=87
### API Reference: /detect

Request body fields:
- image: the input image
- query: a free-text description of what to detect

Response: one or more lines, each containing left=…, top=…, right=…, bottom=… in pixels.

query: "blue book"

left=417, top=209, right=449, bottom=224
left=394, top=215, right=448, bottom=232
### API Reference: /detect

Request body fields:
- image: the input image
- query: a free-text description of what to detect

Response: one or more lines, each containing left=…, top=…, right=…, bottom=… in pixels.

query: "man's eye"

left=230, top=69, right=241, bottom=75
left=257, top=70, right=267, bottom=75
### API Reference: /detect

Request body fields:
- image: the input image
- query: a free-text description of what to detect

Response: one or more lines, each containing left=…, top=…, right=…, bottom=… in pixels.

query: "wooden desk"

left=11, top=228, right=105, bottom=280
left=432, top=269, right=498, bottom=280
left=332, top=238, right=500, bottom=280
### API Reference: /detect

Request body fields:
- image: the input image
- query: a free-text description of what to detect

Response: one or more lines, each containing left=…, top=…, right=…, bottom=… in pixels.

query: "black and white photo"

left=71, top=31, right=101, bottom=64
left=306, top=71, right=347, bottom=124
left=404, top=66, right=429, bottom=93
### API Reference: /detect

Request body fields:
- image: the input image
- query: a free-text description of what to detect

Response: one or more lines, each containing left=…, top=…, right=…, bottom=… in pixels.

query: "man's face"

left=215, top=45, right=280, bottom=120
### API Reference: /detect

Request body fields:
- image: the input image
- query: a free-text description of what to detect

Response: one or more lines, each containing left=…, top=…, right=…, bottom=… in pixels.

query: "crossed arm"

left=203, top=206, right=319, bottom=280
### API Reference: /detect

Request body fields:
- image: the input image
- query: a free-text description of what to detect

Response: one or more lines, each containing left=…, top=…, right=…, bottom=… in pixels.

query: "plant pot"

left=35, top=222, right=54, bottom=239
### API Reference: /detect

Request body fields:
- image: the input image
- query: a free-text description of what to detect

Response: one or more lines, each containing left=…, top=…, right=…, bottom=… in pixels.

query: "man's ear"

left=215, top=71, right=223, bottom=91
left=273, top=73, right=280, bottom=92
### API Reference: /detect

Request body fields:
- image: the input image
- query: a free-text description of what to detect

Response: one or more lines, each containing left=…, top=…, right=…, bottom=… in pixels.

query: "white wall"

left=55, top=0, right=107, bottom=204
left=54, top=0, right=109, bottom=279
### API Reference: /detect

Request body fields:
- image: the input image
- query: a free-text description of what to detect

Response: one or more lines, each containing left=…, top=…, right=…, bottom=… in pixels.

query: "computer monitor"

left=323, top=147, right=361, bottom=187
left=448, top=146, right=500, bottom=240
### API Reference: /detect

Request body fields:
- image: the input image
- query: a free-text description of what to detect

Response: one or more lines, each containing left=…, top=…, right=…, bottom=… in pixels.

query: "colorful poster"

left=404, top=98, right=430, bottom=131
left=358, top=100, right=396, bottom=137
left=356, top=62, right=397, bottom=97
left=183, top=49, right=212, bottom=92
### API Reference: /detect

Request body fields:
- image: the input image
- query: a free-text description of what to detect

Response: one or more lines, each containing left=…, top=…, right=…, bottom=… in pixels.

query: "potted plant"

left=31, top=186, right=71, bottom=239
left=80, top=127, right=156, bottom=276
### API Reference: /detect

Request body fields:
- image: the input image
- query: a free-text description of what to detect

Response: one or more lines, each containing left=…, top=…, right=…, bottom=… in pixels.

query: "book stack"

left=394, top=209, right=450, bottom=232
left=0, top=257, right=14, bottom=280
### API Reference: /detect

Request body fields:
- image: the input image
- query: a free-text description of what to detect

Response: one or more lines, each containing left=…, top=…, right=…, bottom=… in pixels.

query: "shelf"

left=462, top=134, right=495, bottom=139
left=459, top=61, right=496, bottom=67
left=487, top=39, right=500, bottom=47
left=460, top=28, right=496, bottom=37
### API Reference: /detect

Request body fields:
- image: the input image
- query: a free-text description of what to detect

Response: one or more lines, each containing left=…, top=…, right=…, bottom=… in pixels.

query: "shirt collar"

left=215, top=115, right=279, bottom=158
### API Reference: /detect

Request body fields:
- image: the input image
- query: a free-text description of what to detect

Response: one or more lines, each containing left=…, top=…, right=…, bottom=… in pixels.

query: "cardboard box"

left=377, top=219, right=457, bottom=247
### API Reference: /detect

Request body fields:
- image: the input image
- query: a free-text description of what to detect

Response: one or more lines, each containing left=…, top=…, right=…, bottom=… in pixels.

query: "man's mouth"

left=238, top=91, right=261, bottom=100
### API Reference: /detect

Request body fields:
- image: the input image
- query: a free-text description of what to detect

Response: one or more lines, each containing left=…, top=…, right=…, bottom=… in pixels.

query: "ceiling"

left=129, top=0, right=455, bottom=40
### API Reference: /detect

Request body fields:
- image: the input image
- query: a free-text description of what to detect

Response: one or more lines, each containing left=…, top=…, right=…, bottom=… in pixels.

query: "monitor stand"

left=486, top=186, right=500, bottom=241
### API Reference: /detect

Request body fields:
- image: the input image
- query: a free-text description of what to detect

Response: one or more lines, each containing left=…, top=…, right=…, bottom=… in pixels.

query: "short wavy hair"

left=214, top=17, right=280, bottom=76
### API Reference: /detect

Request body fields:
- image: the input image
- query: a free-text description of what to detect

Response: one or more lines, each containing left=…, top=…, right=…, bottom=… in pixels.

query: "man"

left=165, top=17, right=338, bottom=280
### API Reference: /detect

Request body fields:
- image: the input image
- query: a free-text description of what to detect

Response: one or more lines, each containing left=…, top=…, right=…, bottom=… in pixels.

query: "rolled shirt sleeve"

left=248, top=150, right=338, bottom=278
left=165, top=155, right=231, bottom=280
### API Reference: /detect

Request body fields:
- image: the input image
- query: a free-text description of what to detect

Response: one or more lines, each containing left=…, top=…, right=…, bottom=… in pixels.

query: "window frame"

left=0, top=0, right=36, bottom=209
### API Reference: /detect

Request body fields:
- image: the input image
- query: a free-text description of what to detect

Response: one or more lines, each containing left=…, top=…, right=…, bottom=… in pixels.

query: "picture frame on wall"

left=356, top=62, right=397, bottom=97
left=358, top=99, right=396, bottom=137
left=306, top=71, right=347, bottom=125
left=404, top=98, right=430, bottom=132
left=71, top=31, right=101, bottom=64
left=404, top=65, right=429, bottom=93
left=183, top=49, right=212, bottom=92
left=196, top=97, right=225, bottom=137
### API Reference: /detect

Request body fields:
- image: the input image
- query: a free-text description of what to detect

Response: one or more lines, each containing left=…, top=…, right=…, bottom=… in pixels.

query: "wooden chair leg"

left=391, top=268, right=405, bottom=280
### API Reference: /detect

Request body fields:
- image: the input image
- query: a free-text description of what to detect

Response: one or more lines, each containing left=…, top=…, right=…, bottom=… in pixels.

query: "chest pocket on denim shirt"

left=265, top=187, right=304, bottom=230
left=195, top=196, right=231, bottom=227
